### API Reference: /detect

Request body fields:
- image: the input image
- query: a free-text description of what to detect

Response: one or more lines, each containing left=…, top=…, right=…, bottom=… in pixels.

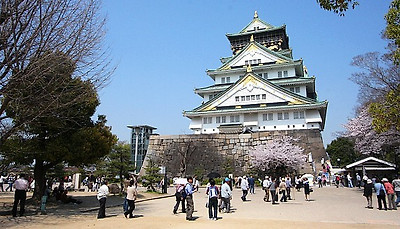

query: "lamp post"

left=337, top=158, right=341, bottom=168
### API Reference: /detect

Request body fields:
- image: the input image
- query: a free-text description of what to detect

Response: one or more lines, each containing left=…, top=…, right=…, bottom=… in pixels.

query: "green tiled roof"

left=184, top=101, right=328, bottom=116
left=189, top=72, right=320, bottom=113
left=215, top=40, right=294, bottom=71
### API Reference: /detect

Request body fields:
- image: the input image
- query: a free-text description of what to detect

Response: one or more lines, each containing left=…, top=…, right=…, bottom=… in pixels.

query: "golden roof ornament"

left=246, top=64, right=252, bottom=73
left=250, top=34, right=254, bottom=42
left=254, top=11, right=258, bottom=18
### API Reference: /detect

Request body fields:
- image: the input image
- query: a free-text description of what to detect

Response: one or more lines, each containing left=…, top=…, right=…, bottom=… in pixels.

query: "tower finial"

left=254, top=11, right=258, bottom=18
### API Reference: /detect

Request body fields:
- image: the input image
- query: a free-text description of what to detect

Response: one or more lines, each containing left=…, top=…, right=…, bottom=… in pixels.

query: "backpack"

left=208, top=186, right=219, bottom=198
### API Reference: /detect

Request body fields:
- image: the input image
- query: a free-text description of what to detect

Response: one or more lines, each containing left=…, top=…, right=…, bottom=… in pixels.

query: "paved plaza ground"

left=0, top=185, right=399, bottom=228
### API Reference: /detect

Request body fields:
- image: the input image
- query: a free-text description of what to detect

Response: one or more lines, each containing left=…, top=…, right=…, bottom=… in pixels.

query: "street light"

left=337, top=158, right=341, bottom=167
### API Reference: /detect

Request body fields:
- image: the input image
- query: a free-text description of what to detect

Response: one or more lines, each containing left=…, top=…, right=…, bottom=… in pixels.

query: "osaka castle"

left=183, top=12, right=328, bottom=134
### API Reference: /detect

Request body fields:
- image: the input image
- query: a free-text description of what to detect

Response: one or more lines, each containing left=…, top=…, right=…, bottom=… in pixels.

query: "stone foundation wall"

left=142, top=129, right=326, bottom=177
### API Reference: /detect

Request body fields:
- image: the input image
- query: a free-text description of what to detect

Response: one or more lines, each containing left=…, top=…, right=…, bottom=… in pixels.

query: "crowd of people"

left=362, top=175, right=400, bottom=211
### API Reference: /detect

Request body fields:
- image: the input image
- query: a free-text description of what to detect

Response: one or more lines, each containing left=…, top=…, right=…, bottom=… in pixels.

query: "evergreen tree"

left=141, top=159, right=162, bottom=192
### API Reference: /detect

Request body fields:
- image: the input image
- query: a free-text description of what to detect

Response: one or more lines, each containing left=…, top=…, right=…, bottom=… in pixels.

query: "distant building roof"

left=127, top=125, right=157, bottom=130
left=346, top=157, right=396, bottom=171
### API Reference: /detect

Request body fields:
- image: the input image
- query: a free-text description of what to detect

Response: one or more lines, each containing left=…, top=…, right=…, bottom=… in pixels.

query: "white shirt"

left=221, top=183, right=232, bottom=198
left=14, top=178, right=28, bottom=190
left=97, top=184, right=109, bottom=200
left=241, top=178, right=249, bottom=190
left=262, top=179, right=271, bottom=188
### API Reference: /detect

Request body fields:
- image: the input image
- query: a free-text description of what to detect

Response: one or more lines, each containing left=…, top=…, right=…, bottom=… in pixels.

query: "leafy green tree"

left=0, top=0, right=112, bottom=143
left=317, top=0, right=359, bottom=16
left=106, top=141, right=135, bottom=193
left=385, top=0, right=400, bottom=65
left=370, top=85, right=400, bottom=133
left=326, top=137, right=360, bottom=167
left=1, top=52, right=115, bottom=200
left=141, top=159, right=162, bottom=192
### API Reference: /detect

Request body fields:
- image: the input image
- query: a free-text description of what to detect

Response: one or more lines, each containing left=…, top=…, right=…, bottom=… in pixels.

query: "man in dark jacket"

left=363, top=179, right=373, bottom=209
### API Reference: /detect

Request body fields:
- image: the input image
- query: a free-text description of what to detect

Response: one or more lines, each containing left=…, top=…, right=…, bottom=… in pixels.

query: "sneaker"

left=213, top=218, right=217, bottom=221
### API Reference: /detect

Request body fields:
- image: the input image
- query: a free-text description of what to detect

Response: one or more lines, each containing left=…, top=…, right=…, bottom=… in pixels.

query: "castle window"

left=216, top=117, right=221, bottom=123
left=290, top=87, right=295, bottom=92
left=246, top=96, right=250, bottom=101
left=283, top=70, right=288, bottom=77
left=251, top=95, right=255, bottom=100
left=226, top=77, right=231, bottom=83
left=263, top=72, right=268, bottom=79
left=256, top=95, right=260, bottom=100
left=230, top=115, right=239, bottom=123
left=241, top=96, right=245, bottom=101
left=235, top=96, right=239, bottom=102
left=295, top=87, right=300, bottom=93
left=221, top=77, right=225, bottom=84
left=278, top=112, right=289, bottom=120
left=262, top=94, right=266, bottom=99
left=278, top=71, right=282, bottom=78
left=263, top=113, right=273, bottom=121
left=221, top=116, right=226, bottom=123
left=294, top=111, right=305, bottom=119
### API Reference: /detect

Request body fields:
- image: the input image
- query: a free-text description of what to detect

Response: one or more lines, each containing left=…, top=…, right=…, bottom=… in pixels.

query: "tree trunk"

left=33, top=159, right=47, bottom=201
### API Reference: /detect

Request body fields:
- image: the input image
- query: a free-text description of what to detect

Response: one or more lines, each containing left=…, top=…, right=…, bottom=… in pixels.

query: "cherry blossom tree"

left=343, top=106, right=400, bottom=156
left=249, top=136, right=306, bottom=176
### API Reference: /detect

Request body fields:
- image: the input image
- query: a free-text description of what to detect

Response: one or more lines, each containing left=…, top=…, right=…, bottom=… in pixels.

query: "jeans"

left=395, top=191, right=400, bottom=205
left=286, top=187, right=291, bottom=199
left=126, top=199, right=135, bottom=217
left=12, top=190, right=26, bottom=217
left=377, top=194, right=387, bottom=210
left=97, top=197, right=106, bottom=219
left=270, top=190, right=277, bottom=204
left=173, top=194, right=185, bottom=213
left=186, top=195, right=194, bottom=219
left=249, top=185, right=255, bottom=194
left=280, top=190, right=287, bottom=202
left=241, top=190, right=248, bottom=201
left=220, top=197, right=230, bottom=212
left=208, top=197, right=218, bottom=219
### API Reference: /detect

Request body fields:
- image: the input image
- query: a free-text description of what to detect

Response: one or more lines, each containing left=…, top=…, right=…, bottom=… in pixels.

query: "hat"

left=382, top=178, right=389, bottom=182
left=225, top=177, right=230, bottom=182
left=367, top=179, right=372, bottom=184
left=265, top=176, right=269, bottom=179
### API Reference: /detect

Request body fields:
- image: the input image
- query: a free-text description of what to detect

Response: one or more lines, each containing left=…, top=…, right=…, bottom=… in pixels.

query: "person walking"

left=0, top=174, right=5, bottom=192
left=374, top=179, right=387, bottom=211
left=285, top=177, right=292, bottom=200
left=356, top=173, right=362, bottom=188
left=97, top=180, right=109, bottom=219
left=363, top=179, right=373, bottom=209
left=124, top=180, right=137, bottom=218
left=262, top=176, right=271, bottom=202
left=382, top=178, right=397, bottom=210
left=269, top=178, right=278, bottom=205
left=248, top=176, right=255, bottom=194
left=240, top=175, right=249, bottom=201
left=206, top=179, right=219, bottom=220
left=347, top=174, right=353, bottom=188
left=173, top=183, right=185, bottom=214
left=12, top=174, right=28, bottom=217
left=220, top=178, right=232, bottom=213
left=5, top=174, right=14, bottom=192
left=303, top=178, right=310, bottom=201
left=279, top=179, right=287, bottom=202
left=392, top=175, right=400, bottom=207
left=185, top=177, right=195, bottom=221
